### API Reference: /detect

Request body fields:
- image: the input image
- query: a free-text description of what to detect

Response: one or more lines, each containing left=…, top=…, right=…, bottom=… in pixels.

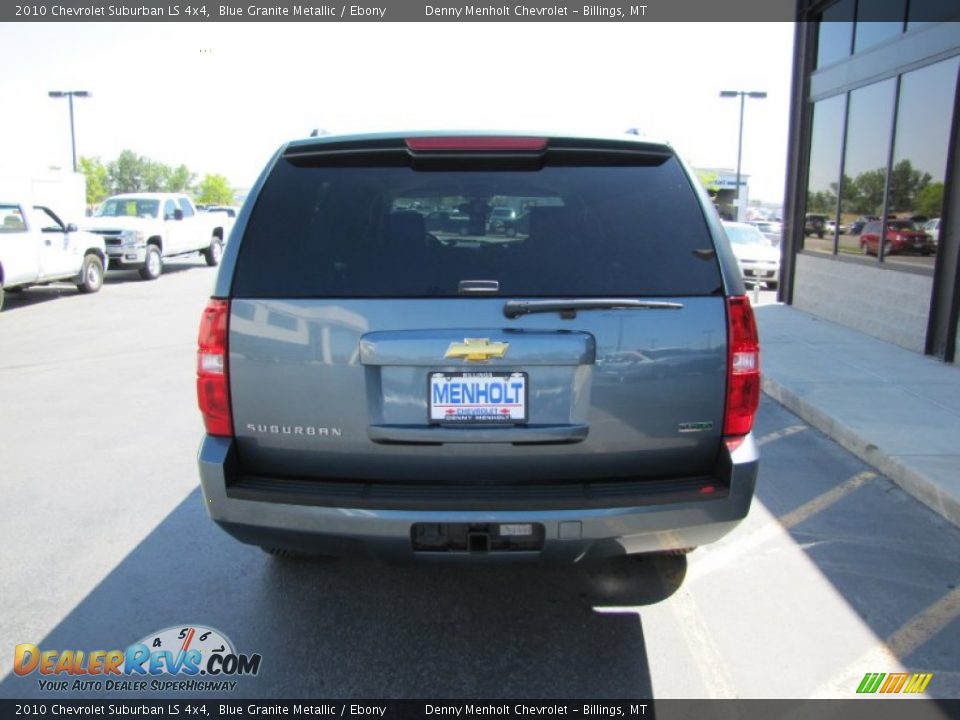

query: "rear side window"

left=232, top=157, right=722, bottom=298
left=0, top=204, right=27, bottom=232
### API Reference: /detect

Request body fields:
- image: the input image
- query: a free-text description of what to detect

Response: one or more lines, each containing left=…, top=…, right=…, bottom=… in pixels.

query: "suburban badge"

left=678, top=421, right=714, bottom=433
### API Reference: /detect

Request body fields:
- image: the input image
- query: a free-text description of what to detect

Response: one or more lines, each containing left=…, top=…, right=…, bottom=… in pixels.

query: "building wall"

left=784, top=7, right=960, bottom=361
left=793, top=253, right=933, bottom=353
left=0, top=170, right=86, bottom=222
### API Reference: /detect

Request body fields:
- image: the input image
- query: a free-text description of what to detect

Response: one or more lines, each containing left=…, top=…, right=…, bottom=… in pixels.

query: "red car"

left=860, top=220, right=935, bottom=256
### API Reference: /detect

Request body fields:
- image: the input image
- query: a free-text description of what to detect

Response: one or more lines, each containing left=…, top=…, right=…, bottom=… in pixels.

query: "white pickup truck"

left=83, top=193, right=226, bottom=280
left=0, top=201, right=107, bottom=311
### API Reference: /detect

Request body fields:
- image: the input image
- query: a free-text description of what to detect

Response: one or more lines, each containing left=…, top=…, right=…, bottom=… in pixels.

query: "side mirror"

left=66, top=223, right=78, bottom=232
left=174, top=209, right=184, bottom=221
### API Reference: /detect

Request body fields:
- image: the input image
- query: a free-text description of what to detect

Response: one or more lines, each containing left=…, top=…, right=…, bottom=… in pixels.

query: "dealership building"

left=781, top=6, right=960, bottom=361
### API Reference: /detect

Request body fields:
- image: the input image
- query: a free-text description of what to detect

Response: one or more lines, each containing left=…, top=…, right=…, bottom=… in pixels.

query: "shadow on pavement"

left=1, top=488, right=683, bottom=699
left=104, top=261, right=207, bottom=284
left=749, top=399, right=960, bottom=692
left=1, top=285, right=83, bottom=311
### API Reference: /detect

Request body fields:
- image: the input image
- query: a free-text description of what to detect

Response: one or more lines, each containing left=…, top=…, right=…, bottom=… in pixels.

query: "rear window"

left=888, top=221, right=916, bottom=231
left=232, top=156, right=722, bottom=298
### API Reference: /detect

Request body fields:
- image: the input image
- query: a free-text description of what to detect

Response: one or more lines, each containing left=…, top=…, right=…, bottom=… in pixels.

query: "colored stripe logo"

left=857, top=672, right=933, bottom=694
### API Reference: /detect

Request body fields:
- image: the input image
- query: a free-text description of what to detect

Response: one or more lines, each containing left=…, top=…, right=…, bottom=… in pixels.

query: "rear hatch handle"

left=503, top=298, right=684, bottom=319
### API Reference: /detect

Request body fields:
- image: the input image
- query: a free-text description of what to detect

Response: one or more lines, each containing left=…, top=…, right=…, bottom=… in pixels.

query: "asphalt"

left=755, top=302, right=960, bottom=528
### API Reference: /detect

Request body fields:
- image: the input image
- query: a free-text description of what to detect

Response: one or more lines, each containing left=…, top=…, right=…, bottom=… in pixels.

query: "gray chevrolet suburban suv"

left=197, top=131, right=760, bottom=561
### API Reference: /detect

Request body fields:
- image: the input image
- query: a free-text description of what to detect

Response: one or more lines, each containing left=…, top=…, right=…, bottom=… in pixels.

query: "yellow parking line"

left=756, top=425, right=807, bottom=447
left=886, top=584, right=960, bottom=658
left=809, top=584, right=960, bottom=698
left=779, top=471, right=877, bottom=530
left=686, top=471, right=877, bottom=585
left=653, top=556, right=739, bottom=699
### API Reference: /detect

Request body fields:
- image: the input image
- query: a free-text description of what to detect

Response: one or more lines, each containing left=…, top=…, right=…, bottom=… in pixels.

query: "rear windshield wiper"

left=503, top=299, right=684, bottom=319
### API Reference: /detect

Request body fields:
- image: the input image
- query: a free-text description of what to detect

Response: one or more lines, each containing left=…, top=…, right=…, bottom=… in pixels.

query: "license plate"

left=429, top=372, right=527, bottom=424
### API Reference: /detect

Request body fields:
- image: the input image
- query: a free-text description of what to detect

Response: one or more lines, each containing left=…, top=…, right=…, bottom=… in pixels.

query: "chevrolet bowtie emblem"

left=444, top=338, right=510, bottom=362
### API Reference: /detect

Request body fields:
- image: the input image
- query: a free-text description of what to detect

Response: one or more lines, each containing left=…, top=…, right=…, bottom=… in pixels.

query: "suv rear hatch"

left=222, top=135, right=733, bottom=489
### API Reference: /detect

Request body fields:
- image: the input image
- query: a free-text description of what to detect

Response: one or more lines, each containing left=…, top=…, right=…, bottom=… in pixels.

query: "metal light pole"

left=48, top=90, right=91, bottom=172
left=719, top=90, right=766, bottom=221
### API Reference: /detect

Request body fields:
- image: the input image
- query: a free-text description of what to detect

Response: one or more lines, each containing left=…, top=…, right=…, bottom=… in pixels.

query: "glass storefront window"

left=907, top=0, right=960, bottom=29
left=839, top=79, right=897, bottom=258
left=803, top=95, right=846, bottom=254
left=884, top=56, right=960, bottom=270
left=854, top=0, right=906, bottom=52
left=817, top=0, right=855, bottom=69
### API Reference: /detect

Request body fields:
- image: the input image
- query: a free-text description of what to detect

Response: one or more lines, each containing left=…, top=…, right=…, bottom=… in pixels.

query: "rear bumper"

left=197, top=435, right=758, bottom=562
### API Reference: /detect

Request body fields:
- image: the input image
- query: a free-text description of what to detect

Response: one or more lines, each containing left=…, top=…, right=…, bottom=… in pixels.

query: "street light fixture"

left=48, top=90, right=91, bottom=173
left=719, top=89, right=766, bottom=220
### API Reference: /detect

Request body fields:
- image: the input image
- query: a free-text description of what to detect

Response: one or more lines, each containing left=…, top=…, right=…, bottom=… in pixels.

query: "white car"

left=0, top=202, right=107, bottom=310
left=82, top=193, right=227, bottom=280
left=204, top=205, right=240, bottom=243
left=723, top=221, right=781, bottom=288
left=749, top=220, right=782, bottom=246
left=923, top=218, right=941, bottom=244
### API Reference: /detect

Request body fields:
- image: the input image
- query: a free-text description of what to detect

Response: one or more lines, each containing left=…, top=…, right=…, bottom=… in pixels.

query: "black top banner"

left=4, top=0, right=799, bottom=22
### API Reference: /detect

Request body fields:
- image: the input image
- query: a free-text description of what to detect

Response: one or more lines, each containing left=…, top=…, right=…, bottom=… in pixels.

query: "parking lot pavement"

left=756, top=301, right=960, bottom=529
left=1, top=264, right=958, bottom=699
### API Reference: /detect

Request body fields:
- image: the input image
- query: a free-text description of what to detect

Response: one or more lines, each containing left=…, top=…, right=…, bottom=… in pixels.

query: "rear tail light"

left=197, top=298, right=233, bottom=437
left=724, top=296, right=760, bottom=438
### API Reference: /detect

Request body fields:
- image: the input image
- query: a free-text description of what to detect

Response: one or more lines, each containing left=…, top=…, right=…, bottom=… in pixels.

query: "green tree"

left=852, top=169, right=886, bottom=215
left=108, top=150, right=147, bottom=193
left=141, top=160, right=171, bottom=192
left=914, top=183, right=944, bottom=218
left=888, top=159, right=931, bottom=213
left=79, top=156, right=110, bottom=205
left=196, top=174, right=233, bottom=205
left=166, top=164, right=195, bottom=193
left=807, top=188, right=837, bottom=214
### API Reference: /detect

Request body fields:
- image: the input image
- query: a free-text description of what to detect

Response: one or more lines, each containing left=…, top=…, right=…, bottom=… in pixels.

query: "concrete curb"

left=762, top=376, right=960, bottom=529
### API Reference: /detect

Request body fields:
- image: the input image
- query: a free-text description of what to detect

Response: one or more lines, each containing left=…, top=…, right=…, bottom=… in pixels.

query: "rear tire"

left=204, top=237, right=223, bottom=267
left=139, top=245, right=162, bottom=280
left=77, top=254, right=104, bottom=294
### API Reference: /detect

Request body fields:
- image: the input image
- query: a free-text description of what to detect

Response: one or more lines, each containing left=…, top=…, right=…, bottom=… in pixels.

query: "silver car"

left=724, top=221, right=781, bottom=289
left=197, top=131, right=760, bottom=564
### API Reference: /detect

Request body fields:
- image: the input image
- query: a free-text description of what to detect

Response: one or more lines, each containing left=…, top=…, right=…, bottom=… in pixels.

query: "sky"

left=0, top=22, right=795, bottom=203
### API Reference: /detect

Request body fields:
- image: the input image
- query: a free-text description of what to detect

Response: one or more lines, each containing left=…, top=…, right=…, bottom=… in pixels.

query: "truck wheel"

left=204, top=237, right=223, bottom=267
left=77, top=254, right=104, bottom=294
left=139, top=245, right=162, bottom=280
